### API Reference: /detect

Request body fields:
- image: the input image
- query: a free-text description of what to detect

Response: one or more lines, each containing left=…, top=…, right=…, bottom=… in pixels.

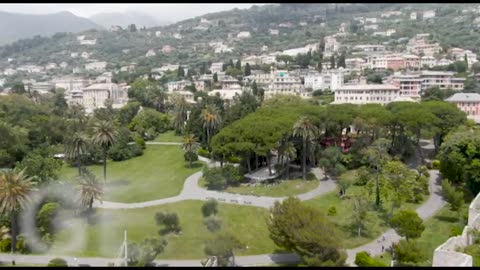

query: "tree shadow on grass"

left=184, top=162, right=203, bottom=169
left=434, top=215, right=459, bottom=223
left=106, top=179, right=130, bottom=188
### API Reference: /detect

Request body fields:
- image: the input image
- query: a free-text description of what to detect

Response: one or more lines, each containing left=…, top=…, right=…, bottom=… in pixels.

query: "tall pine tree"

left=330, top=55, right=336, bottom=69
left=245, top=63, right=251, bottom=76
left=177, top=65, right=185, bottom=77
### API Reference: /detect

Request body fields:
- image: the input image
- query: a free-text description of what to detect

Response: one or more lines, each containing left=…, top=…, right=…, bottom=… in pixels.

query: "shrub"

left=155, top=212, right=181, bottom=234
left=110, top=142, right=144, bottom=161
left=203, top=216, right=222, bottom=232
left=47, top=258, right=68, bottom=267
left=135, top=136, right=146, bottom=149
left=202, top=199, right=218, bottom=217
left=203, top=167, right=227, bottom=190
left=432, top=160, right=441, bottom=169
left=228, top=156, right=240, bottom=164
left=16, top=236, right=30, bottom=254
left=450, top=225, right=463, bottom=237
left=0, top=238, right=11, bottom=252
left=222, top=165, right=243, bottom=186
left=198, top=147, right=211, bottom=158
left=109, top=143, right=133, bottom=161
left=327, top=206, right=337, bottom=216
left=130, top=143, right=144, bottom=157
left=184, top=152, right=198, bottom=163
left=354, top=251, right=387, bottom=266
left=393, top=240, right=426, bottom=264
left=37, top=202, right=60, bottom=236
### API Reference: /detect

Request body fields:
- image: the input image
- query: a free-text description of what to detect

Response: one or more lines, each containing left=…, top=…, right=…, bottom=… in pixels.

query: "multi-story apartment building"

left=388, top=74, right=423, bottom=100
left=265, top=72, right=306, bottom=99
left=446, top=93, right=480, bottom=123
left=78, top=83, right=128, bottom=114
left=167, top=80, right=190, bottom=92
left=333, top=83, right=400, bottom=105
left=420, top=71, right=465, bottom=91
left=346, top=58, right=367, bottom=71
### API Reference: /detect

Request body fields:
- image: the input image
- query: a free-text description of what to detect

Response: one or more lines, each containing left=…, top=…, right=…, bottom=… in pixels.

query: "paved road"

left=0, top=251, right=302, bottom=267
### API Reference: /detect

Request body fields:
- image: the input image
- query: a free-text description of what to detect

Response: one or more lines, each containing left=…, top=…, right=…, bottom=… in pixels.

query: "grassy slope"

left=153, top=131, right=183, bottom=142
left=51, top=200, right=278, bottom=259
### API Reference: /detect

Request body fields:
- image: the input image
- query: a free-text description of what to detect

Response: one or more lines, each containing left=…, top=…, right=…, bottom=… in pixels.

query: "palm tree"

left=0, top=169, right=35, bottom=253
left=91, top=119, right=119, bottom=182
left=78, top=168, right=104, bottom=211
left=201, top=105, right=222, bottom=147
left=284, top=142, right=297, bottom=179
left=65, top=131, right=89, bottom=176
left=78, top=168, right=103, bottom=225
left=293, top=116, right=319, bottom=180
left=170, top=93, right=189, bottom=134
left=182, top=134, right=201, bottom=168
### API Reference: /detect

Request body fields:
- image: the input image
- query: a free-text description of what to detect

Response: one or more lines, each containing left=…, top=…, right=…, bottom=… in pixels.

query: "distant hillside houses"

left=146, top=49, right=156, bottom=57
left=85, top=61, right=107, bottom=71
left=423, top=10, right=436, bottom=19
left=80, top=38, right=97, bottom=45
left=237, top=31, right=251, bottom=39
left=282, top=43, right=319, bottom=57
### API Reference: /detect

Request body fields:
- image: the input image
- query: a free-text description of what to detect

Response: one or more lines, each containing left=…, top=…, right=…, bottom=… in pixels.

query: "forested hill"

left=0, top=3, right=479, bottom=71
left=0, top=11, right=102, bottom=45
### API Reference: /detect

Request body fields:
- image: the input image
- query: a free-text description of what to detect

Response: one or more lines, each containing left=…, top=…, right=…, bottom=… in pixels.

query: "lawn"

left=51, top=200, right=279, bottom=259
left=60, top=145, right=204, bottom=203
left=198, top=173, right=319, bottom=197
left=372, top=204, right=467, bottom=266
left=304, top=183, right=424, bottom=249
left=153, top=130, right=183, bottom=142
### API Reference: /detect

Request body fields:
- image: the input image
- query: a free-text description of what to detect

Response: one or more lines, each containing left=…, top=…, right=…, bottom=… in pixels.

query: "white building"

left=81, top=52, right=91, bottom=59
left=264, top=71, right=306, bottom=99
left=269, top=29, right=279, bottom=35
left=80, top=39, right=97, bottom=45
left=155, top=31, right=162, bottom=37
left=410, top=12, right=417, bottom=20
left=423, top=10, right=436, bottom=19
left=146, top=49, right=156, bottom=57
left=52, top=76, right=91, bottom=95
left=437, top=58, right=454, bottom=66
left=45, top=63, right=57, bottom=70
left=167, top=80, right=191, bottom=92
left=78, top=83, right=128, bottom=114
left=173, top=33, right=182, bottom=39
left=3, top=68, right=16, bottom=76
left=209, top=89, right=243, bottom=102
left=85, top=61, right=107, bottom=71
left=60, top=62, right=69, bottom=68
left=237, top=31, right=251, bottom=39
left=333, top=83, right=400, bottom=105
left=210, top=62, right=224, bottom=74
left=70, top=52, right=79, bottom=58
left=420, top=56, right=436, bottom=68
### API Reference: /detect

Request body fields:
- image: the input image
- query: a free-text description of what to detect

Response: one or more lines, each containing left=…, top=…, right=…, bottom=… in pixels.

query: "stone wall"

left=432, top=191, right=480, bottom=266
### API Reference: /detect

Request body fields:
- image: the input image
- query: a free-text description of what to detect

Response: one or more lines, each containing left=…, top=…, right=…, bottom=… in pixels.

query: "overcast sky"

left=0, top=4, right=263, bottom=22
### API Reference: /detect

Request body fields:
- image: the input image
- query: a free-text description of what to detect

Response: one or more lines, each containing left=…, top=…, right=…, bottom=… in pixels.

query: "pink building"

left=446, top=93, right=480, bottom=123
left=389, top=74, right=422, bottom=100
left=386, top=57, right=405, bottom=71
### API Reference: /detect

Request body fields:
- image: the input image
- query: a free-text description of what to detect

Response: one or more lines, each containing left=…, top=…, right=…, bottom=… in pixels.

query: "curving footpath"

left=1, top=145, right=445, bottom=267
